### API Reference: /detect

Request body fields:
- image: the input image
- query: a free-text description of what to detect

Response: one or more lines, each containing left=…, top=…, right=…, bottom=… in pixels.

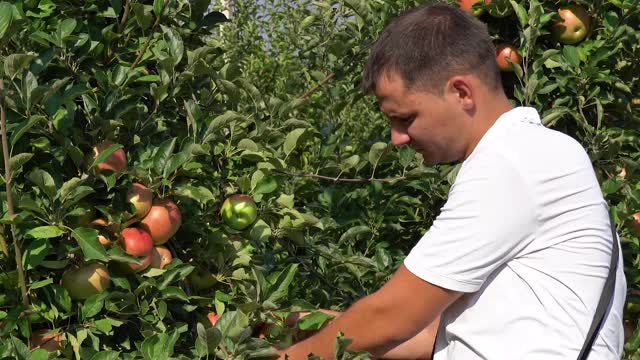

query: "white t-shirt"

left=404, top=107, right=627, bottom=359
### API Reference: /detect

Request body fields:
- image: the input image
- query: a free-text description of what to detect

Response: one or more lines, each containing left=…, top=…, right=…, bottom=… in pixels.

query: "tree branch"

left=118, top=0, right=131, bottom=34
left=130, top=0, right=169, bottom=69
left=0, top=79, right=29, bottom=306
left=273, top=169, right=406, bottom=183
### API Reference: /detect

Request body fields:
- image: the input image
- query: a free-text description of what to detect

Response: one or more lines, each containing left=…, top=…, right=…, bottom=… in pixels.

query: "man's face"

left=375, top=71, right=469, bottom=165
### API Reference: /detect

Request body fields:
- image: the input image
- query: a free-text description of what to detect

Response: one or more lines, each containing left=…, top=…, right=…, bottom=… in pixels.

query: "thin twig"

left=130, top=0, right=170, bottom=69
left=297, top=72, right=335, bottom=100
left=118, top=0, right=131, bottom=34
left=0, top=79, right=29, bottom=306
left=273, top=169, right=406, bottom=183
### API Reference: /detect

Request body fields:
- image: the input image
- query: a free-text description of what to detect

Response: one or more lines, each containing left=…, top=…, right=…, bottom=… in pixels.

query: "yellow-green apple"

left=140, top=199, right=182, bottom=245
left=61, top=263, right=111, bottom=300
left=458, top=0, right=490, bottom=16
left=552, top=5, right=591, bottom=45
left=119, top=227, right=153, bottom=273
left=127, top=183, right=153, bottom=219
left=630, top=212, right=640, bottom=235
left=92, top=140, right=127, bottom=176
left=220, top=194, right=258, bottom=230
left=495, top=44, right=522, bottom=72
left=151, top=246, right=173, bottom=269
left=188, top=265, right=217, bottom=290
left=30, top=329, right=63, bottom=351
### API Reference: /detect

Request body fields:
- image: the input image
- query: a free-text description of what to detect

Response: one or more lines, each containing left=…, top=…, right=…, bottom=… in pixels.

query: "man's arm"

left=277, top=265, right=461, bottom=359
left=287, top=311, right=440, bottom=359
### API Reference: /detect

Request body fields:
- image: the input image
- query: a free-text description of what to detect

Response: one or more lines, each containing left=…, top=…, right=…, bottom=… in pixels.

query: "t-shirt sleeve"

left=404, top=153, right=537, bottom=293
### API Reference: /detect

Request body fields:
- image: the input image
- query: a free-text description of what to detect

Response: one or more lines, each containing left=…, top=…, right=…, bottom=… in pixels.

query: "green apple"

left=220, top=194, right=258, bottom=230
left=61, top=263, right=111, bottom=300
left=188, top=265, right=217, bottom=290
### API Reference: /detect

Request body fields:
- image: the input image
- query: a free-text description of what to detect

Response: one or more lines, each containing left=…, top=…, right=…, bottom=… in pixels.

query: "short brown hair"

left=362, top=3, right=501, bottom=95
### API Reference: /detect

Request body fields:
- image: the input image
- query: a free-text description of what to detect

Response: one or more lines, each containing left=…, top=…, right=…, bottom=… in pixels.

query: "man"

left=277, top=3, right=627, bottom=359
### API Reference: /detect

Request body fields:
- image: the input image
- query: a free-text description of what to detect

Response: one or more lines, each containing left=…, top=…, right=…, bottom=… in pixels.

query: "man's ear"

left=447, top=76, right=474, bottom=110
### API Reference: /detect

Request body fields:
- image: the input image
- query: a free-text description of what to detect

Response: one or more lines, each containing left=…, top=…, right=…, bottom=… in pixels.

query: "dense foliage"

left=0, top=0, right=638, bottom=358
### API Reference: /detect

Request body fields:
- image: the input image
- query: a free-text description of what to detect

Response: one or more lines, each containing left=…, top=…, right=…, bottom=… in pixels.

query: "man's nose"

left=390, top=127, right=410, bottom=146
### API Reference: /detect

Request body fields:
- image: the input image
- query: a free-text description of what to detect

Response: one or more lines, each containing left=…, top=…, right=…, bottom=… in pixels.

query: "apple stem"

left=0, top=79, right=29, bottom=307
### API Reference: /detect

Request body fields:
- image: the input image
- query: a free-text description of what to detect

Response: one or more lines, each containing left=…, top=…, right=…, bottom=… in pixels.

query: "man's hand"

left=276, top=265, right=461, bottom=359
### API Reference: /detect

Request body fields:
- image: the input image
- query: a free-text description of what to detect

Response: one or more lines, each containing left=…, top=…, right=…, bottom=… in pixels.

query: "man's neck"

left=463, top=95, right=514, bottom=160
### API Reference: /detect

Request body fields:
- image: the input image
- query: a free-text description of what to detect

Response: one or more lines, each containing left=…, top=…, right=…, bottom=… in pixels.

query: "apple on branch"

left=61, top=263, right=112, bottom=300
left=140, top=199, right=182, bottom=245
left=552, top=5, right=591, bottom=45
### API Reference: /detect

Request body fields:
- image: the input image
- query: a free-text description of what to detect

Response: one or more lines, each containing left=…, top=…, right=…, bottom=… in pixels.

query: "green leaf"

left=31, top=349, right=48, bottom=360
left=28, top=278, right=53, bottom=290
left=72, top=227, right=108, bottom=262
left=250, top=219, right=271, bottom=243
left=25, top=226, right=64, bottom=239
left=22, top=238, right=52, bottom=270
left=162, top=26, right=184, bottom=66
left=153, top=138, right=177, bottom=176
left=81, top=292, right=106, bottom=319
left=340, top=154, right=360, bottom=171
left=173, top=185, right=215, bottom=204
left=158, top=264, right=194, bottom=290
left=562, top=46, right=580, bottom=69
left=252, top=177, right=277, bottom=195
left=28, top=169, right=56, bottom=199
left=162, top=151, right=190, bottom=179
left=90, top=351, right=121, bottom=360
left=338, top=225, right=371, bottom=245
left=56, top=18, right=76, bottom=43
left=368, top=142, right=388, bottom=166
left=0, top=3, right=14, bottom=40
left=90, top=143, right=123, bottom=169
left=4, top=53, right=35, bottom=79
left=215, top=311, right=249, bottom=341
left=8, top=153, right=33, bottom=174
left=57, top=177, right=83, bottom=202
left=106, top=246, right=141, bottom=265
left=153, top=0, right=164, bottom=17
left=161, top=286, right=189, bottom=301
left=10, top=116, right=45, bottom=147
left=265, top=263, right=298, bottom=305
left=297, top=311, right=335, bottom=331
left=283, top=128, right=306, bottom=157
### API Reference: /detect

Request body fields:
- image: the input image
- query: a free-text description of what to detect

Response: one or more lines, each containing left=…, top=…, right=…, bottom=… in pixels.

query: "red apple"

left=207, top=312, right=219, bottom=327
left=552, top=5, right=591, bottom=45
left=92, top=140, right=127, bottom=176
left=30, top=329, right=63, bottom=352
left=630, top=212, right=640, bottom=235
left=458, top=0, right=490, bottom=16
left=151, top=246, right=173, bottom=269
left=495, top=44, right=522, bottom=72
left=140, top=199, right=182, bottom=245
left=121, top=227, right=153, bottom=256
left=127, top=183, right=153, bottom=219
left=61, top=263, right=112, bottom=300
